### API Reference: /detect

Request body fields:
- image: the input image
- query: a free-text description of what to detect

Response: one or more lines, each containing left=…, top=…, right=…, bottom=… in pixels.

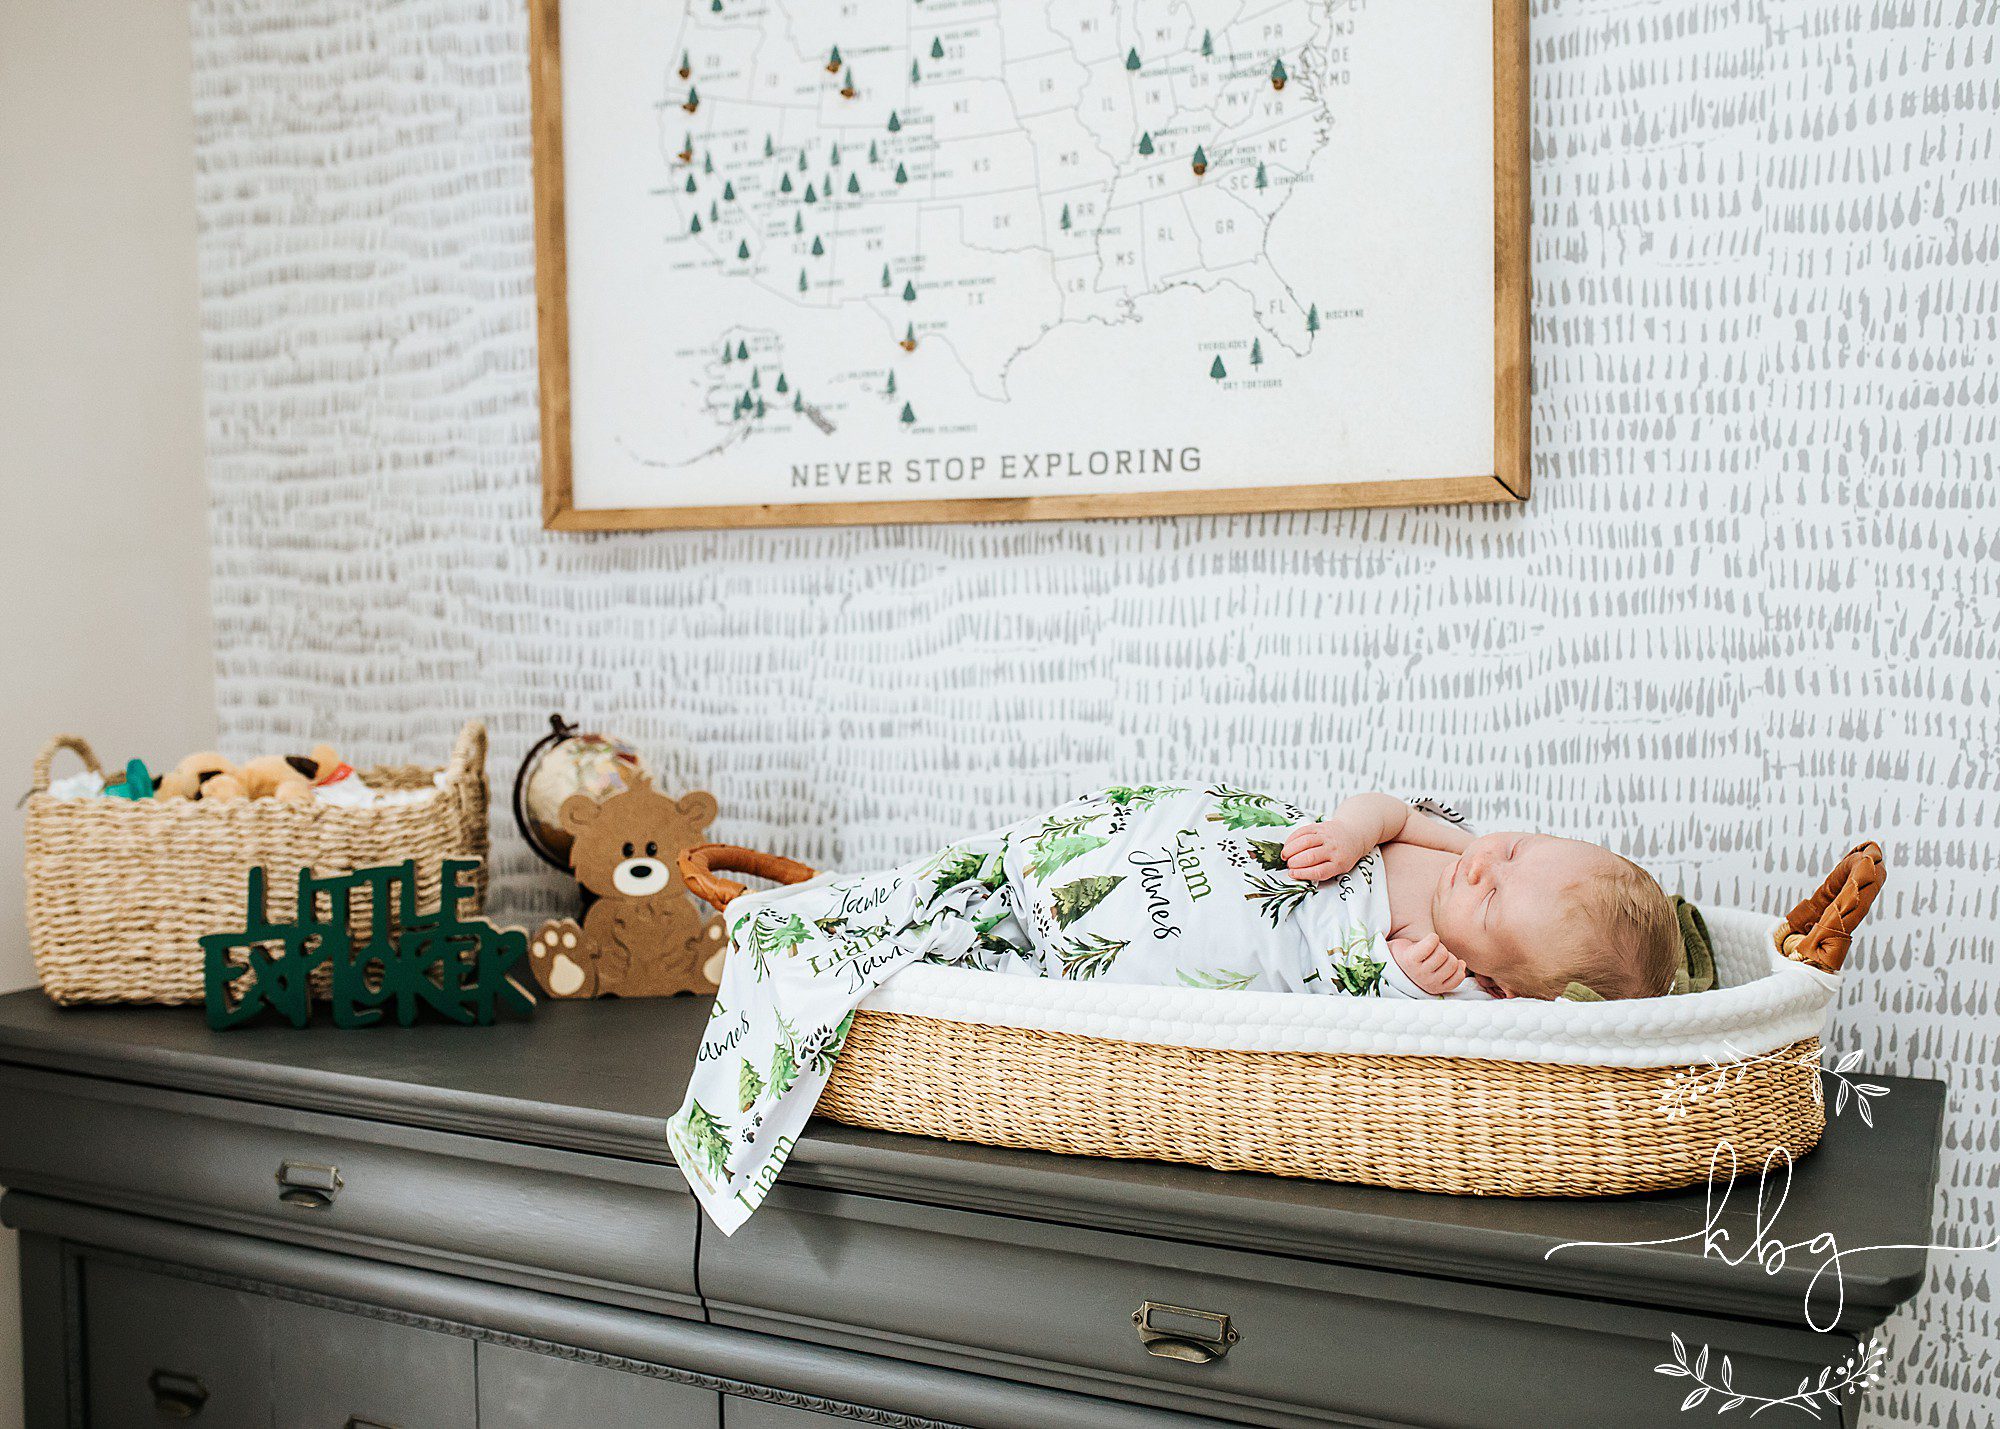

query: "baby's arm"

left=1283, top=793, right=1471, bottom=881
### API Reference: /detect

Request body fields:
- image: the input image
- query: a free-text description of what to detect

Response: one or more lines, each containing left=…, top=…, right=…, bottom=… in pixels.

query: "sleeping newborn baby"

left=674, top=783, right=1683, bottom=1231
left=1283, top=791, right=1681, bottom=1000
left=991, top=785, right=1681, bottom=1002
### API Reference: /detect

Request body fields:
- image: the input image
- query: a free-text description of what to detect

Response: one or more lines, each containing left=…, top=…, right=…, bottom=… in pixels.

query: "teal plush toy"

left=101, top=759, right=155, bottom=800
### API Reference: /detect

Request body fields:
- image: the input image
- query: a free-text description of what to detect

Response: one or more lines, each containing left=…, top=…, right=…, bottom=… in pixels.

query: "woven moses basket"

left=24, top=721, right=490, bottom=1005
left=680, top=841, right=1885, bottom=1197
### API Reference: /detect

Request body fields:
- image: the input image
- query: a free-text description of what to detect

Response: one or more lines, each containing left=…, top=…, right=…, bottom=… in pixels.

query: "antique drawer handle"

left=276, top=1160, right=343, bottom=1211
left=147, top=1368, right=209, bottom=1418
left=1132, top=1300, right=1238, bottom=1364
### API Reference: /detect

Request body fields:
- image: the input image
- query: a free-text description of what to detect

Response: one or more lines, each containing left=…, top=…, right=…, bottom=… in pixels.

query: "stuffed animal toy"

left=527, top=769, right=728, bottom=999
left=156, top=751, right=245, bottom=802
left=237, top=744, right=343, bottom=803
left=156, top=744, right=345, bottom=803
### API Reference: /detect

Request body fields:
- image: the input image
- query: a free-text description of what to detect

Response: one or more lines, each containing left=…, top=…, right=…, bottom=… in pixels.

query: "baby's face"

left=1430, top=832, right=1619, bottom=998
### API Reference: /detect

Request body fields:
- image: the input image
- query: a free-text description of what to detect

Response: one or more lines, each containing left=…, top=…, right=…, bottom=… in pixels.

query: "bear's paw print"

left=529, top=919, right=595, bottom=999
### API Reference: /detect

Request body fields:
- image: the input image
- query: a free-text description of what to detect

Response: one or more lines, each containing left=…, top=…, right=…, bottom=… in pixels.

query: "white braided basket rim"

left=858, top=906, right=1836, bottom=1068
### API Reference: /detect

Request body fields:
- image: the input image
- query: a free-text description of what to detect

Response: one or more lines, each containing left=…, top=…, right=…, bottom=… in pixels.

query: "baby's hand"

left=1281, top=820, right=1371, bottom=882
left=1389, top=933, right=1467, bottom=996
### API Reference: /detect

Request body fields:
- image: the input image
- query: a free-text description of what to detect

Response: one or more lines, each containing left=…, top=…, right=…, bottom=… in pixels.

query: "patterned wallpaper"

left=190, top=1, right=1998, bottom=1423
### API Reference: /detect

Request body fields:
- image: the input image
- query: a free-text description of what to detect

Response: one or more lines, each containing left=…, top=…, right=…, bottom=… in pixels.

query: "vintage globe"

left=514, top=717, right=651, bottom=869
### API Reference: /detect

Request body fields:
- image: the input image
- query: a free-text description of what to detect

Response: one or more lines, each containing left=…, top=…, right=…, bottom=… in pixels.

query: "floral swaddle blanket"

left=670, top=784, right=1441, bottom=1233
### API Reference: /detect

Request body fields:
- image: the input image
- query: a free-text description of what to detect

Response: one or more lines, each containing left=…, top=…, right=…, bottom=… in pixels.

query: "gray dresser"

left=0, top=990, right=1941, bottom=1428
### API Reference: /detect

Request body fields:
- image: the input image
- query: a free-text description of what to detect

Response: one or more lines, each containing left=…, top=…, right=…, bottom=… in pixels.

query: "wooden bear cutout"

left=527, top=770, right=728, bottom=999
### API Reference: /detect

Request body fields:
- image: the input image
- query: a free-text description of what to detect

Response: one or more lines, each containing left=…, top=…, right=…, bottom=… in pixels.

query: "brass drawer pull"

left=147, top=1368, right=209, bottom=1418
left=276, top=1160, right=343, bottom=1211
left=1132, top=1300, right=1238, bottom=1364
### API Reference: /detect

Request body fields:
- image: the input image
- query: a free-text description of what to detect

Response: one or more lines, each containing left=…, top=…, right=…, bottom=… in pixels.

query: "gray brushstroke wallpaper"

left=191, top=1, right=1998, bottom=1422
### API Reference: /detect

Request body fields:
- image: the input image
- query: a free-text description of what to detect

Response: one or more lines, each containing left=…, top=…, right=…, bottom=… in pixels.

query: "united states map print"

left=554, top=0, right=1500, bottom=516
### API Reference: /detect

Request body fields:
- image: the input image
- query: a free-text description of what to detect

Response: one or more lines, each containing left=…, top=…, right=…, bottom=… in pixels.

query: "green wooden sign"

left=202, top=859, right=534, bottom=1031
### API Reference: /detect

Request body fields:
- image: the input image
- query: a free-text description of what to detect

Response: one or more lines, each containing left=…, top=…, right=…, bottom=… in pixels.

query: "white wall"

left=0, top=0, right=215, bottom=1422
left=184, top=1, right=1999, bottom=1425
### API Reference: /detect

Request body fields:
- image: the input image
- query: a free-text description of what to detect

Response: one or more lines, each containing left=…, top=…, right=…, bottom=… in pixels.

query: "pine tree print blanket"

left=670, top=784, right=1434, bottom=1233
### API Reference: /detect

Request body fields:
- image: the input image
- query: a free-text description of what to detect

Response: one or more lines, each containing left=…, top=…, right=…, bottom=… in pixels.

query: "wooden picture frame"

left=530, top=0, right=1528, bottom=531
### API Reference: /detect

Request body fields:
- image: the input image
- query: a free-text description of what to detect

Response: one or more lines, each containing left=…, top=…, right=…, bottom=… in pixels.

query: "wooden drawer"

left=478, top=1342, right=716, bottom=1426
left=0, top=1066, right=699, bottom=1314
left=83, top=1260, right=273, bottom=1428
left=702, top=1186, right=1848, bottom=1428
left=269, top=1299, right=476, bottom=1428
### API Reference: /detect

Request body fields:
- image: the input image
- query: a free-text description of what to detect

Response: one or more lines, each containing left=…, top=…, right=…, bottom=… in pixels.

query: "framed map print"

left=530, top=0, right=1527, bottom=530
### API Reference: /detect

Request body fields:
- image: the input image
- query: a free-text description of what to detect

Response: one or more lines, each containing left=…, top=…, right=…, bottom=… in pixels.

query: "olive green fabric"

left=1556, top=895, right=1713, bottom=1002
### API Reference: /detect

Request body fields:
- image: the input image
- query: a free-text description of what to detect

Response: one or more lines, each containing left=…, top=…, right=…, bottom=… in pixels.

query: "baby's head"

left=1430, top=832, right=1680, bottom=1001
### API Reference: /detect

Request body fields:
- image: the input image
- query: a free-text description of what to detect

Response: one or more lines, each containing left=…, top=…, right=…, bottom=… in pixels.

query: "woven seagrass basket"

left=24, top=720, right=490, bottom=1005
left=680, top=841, right=1884, bottom=1197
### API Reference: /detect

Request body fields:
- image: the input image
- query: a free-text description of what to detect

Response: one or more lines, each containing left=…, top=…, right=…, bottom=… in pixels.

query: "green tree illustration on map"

left=847, top=172, right=861, bottom=194
left=888, top=110, right=902, bottom=133
left=1251, top=338, right=1264, bottom=366
left=894, top=163, right=909, bottom=184
left=1209, top=356, right=1226, bottom=380
left=1060, top=203, right=1072, bottom=231
left=811, top=236, right=825, bottom=256
left=886, top=370, right=897, bottom=395
left=1051, top=875, right=1123, bottom=928
left=931, top=36, right=945, bottom=59
left=775, top=372, right=789, bottom=393
left=738, top=1058, right=765, bottom=1112
left=798, top=270, right=808, bottom=292
left=1256, top=161, right=1269, bottom=189
left=1272, top=57, right=1289, bottom=86
left=737, top=240, right=750, bottom=259
left=1125, top=47, right=1141, bottom=70
left=900, top=403, right=916, bottom=425
left=781, top=172, right=793, bottom=193
left=723, top=180, right=736, bottom=200
left=689, top=215, right=702, bottom=234
left=804, top=183, right=817, bottom=204
left=1202, top=30, right=1214, bottom=57
left=1138, top=132, right=1154, bottom=156
left=902, top=280, right=917, bottom=301
left=737, top=340, right=749, bottom=359
left=685, top=174, right=697, bottom=194
left=1307, top=304, right=1320, bottom=333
